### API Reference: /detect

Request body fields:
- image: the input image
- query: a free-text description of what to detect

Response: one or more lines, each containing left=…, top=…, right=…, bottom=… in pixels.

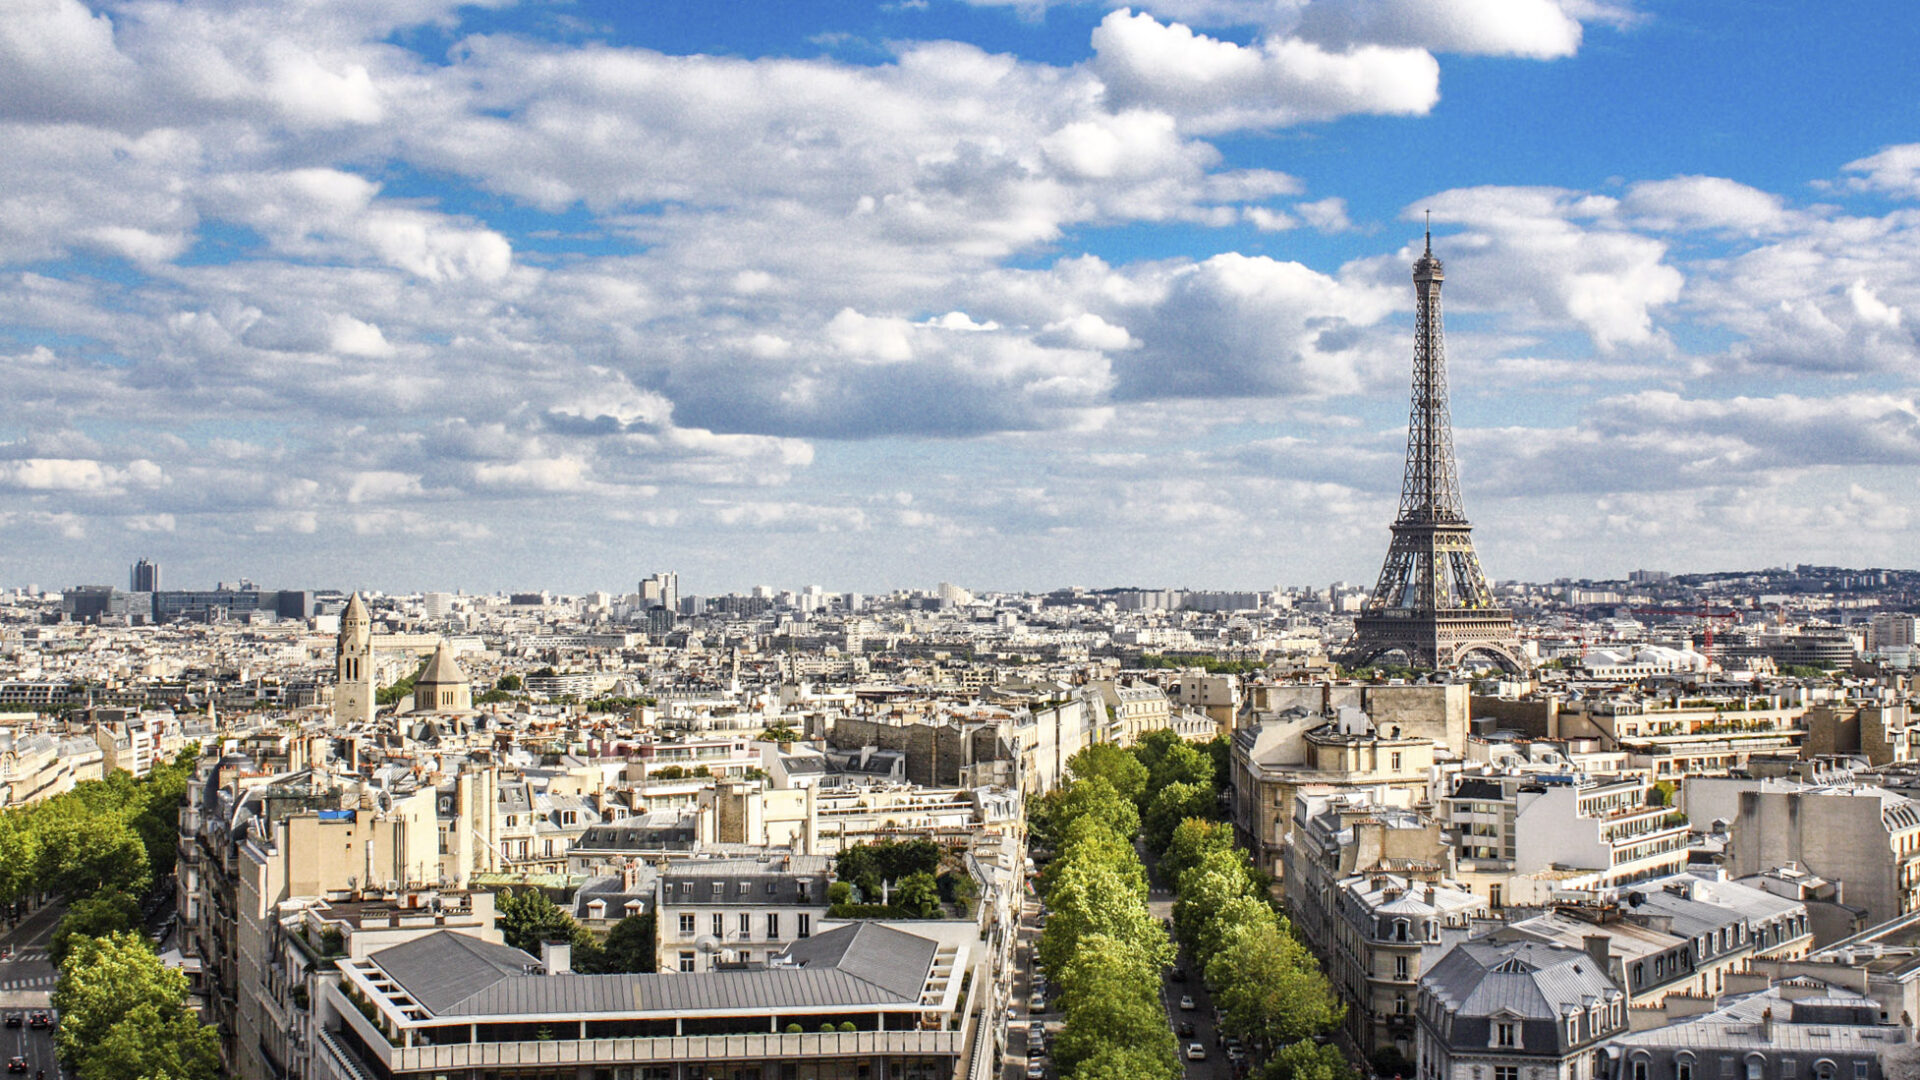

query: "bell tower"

left=335, top=593, right=375, bottom=724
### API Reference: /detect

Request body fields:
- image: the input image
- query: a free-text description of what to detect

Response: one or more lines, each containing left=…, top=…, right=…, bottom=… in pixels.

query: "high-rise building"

left=639, top=571, right=679, bottom=613
left=1347, top=231, right=1526, bottom=672
left=130, top=557, right=160, bottom=592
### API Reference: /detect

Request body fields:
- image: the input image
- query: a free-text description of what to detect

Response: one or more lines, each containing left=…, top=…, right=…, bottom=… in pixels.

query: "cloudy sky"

left=3, top=0, right=1918, bottom=594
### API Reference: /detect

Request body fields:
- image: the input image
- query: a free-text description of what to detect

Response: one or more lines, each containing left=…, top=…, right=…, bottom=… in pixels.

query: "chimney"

left=541, top=941, right=571, bottom=975
left=1760, top=1007, right=1773, bottom=1042
left=1582, top=933, right=1610, bottom=971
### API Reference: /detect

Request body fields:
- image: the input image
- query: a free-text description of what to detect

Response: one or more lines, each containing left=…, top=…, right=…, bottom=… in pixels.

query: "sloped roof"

left=367, top=922, right=939, bottom=1021
left=417, top=641, right=469, bottom=687
left=1421, top=940, right=1620, bottom=1020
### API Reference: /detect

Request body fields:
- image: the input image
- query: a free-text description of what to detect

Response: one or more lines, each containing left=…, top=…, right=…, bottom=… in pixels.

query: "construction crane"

left=1630, top=607, right=1740, bottom=654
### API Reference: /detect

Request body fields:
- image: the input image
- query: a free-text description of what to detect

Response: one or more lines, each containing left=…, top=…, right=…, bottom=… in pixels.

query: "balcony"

left=370, top=1030, right=962, bottom=1072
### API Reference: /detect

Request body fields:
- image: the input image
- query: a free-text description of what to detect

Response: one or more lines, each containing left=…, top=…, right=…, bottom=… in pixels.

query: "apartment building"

left=656, top=854, right=833, bottom=971
left=319, top=923, right=970, bottom=1080
left=1231, top=706, right=1435, bottom=887
left=1416, top=940, right=1627, bottom=1080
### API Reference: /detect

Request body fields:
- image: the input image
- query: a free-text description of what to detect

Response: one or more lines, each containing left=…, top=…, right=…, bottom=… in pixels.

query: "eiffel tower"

left=1347, top=227, right=1527, bottom=672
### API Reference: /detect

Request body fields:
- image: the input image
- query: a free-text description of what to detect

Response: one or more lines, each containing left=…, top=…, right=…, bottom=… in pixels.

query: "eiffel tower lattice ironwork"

left=1347, top=227, right=1528, bottom=672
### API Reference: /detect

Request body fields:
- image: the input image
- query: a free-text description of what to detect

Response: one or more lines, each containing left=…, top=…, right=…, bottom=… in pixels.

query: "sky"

left=3, top=0, right=1920, bottom=595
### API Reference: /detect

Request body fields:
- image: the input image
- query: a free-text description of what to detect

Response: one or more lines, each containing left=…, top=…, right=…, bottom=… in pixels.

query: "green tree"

left=1141, top=781, right=1217, bottom=855
left=1052, top=934, right=1180, bottom=1078
left=50, top=888, right=141, bottom=968
left=53, top=931, right=217, bottom=1080
left=1265, top=1040, right=1357, bottom=1080
left=759, top=723, right=802, bottom=742
left=1064, top=744, right=1149, bottom=807
left=496, top=888, right=594, bottom=960
left=894, top=871, right=941, bottom=918
left=1650, top=780, right=1676, bottom=807
left=595, top=913, right=657, bottom=973
left=1145, top=743, right=1214, bottom=801
left=1069, top=1043, right=1183, bottom=1080
left=496, top=674, right=523, bottom=692
left=1208, top=915, right=1344, bottom=1048
left=1160, top=818, right=1232, bottom=887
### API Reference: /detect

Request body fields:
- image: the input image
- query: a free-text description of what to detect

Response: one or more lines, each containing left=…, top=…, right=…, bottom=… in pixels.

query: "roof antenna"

left=1424, top=209, right=1432, bottom=255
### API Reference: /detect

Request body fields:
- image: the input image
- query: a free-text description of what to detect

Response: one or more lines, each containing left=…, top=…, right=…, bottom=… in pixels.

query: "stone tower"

left=334, top=593, right=376, bottom=725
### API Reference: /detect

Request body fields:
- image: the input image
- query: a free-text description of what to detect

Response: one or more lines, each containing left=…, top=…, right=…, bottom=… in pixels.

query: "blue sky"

left=2, top=0, right=1919, bottom=594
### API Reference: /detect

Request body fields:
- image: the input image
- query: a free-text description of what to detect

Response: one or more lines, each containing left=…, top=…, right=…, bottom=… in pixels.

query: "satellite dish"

left=694, top=935, right=721, bottom=954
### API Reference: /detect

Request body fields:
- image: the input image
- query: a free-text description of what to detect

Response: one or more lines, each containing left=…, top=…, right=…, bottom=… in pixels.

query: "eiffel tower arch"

left=1346, top=230, right=1528, bottom=673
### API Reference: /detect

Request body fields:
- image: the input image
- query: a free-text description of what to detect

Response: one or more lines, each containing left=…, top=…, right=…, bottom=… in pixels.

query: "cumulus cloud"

left=1090, top=11, right=1439, bottom=132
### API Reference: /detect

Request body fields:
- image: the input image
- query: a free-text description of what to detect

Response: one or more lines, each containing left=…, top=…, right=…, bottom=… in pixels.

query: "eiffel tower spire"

left=1347, top=233, right=1527, bottom=672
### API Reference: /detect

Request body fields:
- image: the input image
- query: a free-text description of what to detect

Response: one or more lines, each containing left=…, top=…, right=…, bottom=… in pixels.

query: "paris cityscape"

left=4, top=3, right=1920, bottom=1080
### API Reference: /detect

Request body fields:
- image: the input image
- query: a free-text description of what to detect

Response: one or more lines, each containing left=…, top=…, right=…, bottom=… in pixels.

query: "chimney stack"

left=541, top=941, right=571, bottom=975
left=1582, top=933, right=1610, bottom=971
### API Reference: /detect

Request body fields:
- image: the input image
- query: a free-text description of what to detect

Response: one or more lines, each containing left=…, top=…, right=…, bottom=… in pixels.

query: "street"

left=1147, top=885, right=1234, bottom=1080
left=0, top=903, right=63, bottom=1080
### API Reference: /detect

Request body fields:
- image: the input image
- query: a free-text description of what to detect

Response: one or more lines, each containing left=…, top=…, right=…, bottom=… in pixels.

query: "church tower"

left=335, top=593, right=376, bottom=725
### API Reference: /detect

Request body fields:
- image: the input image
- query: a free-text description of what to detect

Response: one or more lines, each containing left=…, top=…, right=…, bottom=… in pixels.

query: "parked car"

left=1186, top=1043, right=1208, bottom=1061
left=1178, top=995, right=1195, bottom=1011
left=1029, top=996, right=1047, bottom=1014
left=1026, top=1061, right=1047, bottom=1080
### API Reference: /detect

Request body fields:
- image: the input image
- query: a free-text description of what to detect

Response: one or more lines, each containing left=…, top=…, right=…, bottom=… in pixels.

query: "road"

left=1147, top=885, right=1238, bottom=1079
left=0, top=903, right=64, bottom=1080
left=1002, top=895, right=1051, bottom=1079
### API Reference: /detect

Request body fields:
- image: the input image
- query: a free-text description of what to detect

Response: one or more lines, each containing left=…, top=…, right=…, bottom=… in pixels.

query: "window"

left=1678, top=1064, right=1693, bottom=1080
left=1396, top=994, right=1409, bottom=1015
left=1632, top=1062, right=1647, bottom=1080
left=1782, top=1059, right=1796, bottom=1079
left=798, top=881, right=812, bottom=902
left=1496, top=1068, right=1518, bottom=1080
left=1496, top=1022, right=1517, bottom=1048
left=679, top=914, right=695, bottom=936
left=678, top=951, right=696, bottom=973
left=738, top=882, right=750, bottom=896
left=1853, top=1065, right=1868, bottom=1080
left=1395, top=956, right=1409, bottom=980
left=798, top=913, right=811, bottom=938
left=740, top=913, right=752, bottom=937
left=1392, top=752, right=1403, bottom=771
left=767, top=913, right=780, bottom=939
left=712, top=913, right=724, bottom=937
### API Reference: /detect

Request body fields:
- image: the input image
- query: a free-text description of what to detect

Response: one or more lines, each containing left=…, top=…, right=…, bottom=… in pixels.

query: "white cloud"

left=1090, top=11, right=1439, bottom=133
left=1620, top=175, right=1786, bottom=233
left=1843, top=144, right=1920, bottom=198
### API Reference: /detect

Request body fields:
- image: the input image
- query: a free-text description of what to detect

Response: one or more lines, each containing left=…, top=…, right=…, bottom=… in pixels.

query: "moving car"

left=1178, top=995, right=1195, bottom=1011
left=26, top=1012, right=50, bottom=1030
left=5, top=1056, right=25, bottom=1075
left=1169, top=966, right=1187, bottom=982
left=2, top=1014, right=18, bottom=1028
left=1187, top=1043, right=1208, bottom=1061
left=1176, top=1020, right=1195, bottom=1038
left=1029, top=996, right=1046, bottom=1014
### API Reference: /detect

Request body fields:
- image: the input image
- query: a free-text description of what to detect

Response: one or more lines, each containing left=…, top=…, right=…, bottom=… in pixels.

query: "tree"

left=1145, top=743, right=1214, bottom=801
left=50, top=888, right=141, bottom=967
left=53, top=931, right=217, bottom=1080
left=1142, top=781, right=1217, bottom=855
left=1208, top=915, right=1344, bottom=1048
left=496, top=888, right=594, bottom=961
left=894, top=871, right=941, bottom=918
left=595, top=913, right=657, bottom=973
left=1052, top=935, right=1179, bottom=1078
left=1160, top=818, right=1232, bottom=887
left=1069, top=1042, right=1183, bottom=1080
left=496, top=674, right=523, bottom=692
left=759, top=723, right=801, bottom=743
left=1265, top=1040, right=1357, bottom=1080
left=1064, top=745, right=1148, bottom=807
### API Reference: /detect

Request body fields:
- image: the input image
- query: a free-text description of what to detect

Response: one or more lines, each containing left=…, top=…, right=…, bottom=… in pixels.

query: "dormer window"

left=1496, top=1021, right=1517, bottom=1048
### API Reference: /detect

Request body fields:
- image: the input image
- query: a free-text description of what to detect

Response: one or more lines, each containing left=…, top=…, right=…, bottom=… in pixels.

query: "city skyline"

left=3, top=0, right=1919, bottom=593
